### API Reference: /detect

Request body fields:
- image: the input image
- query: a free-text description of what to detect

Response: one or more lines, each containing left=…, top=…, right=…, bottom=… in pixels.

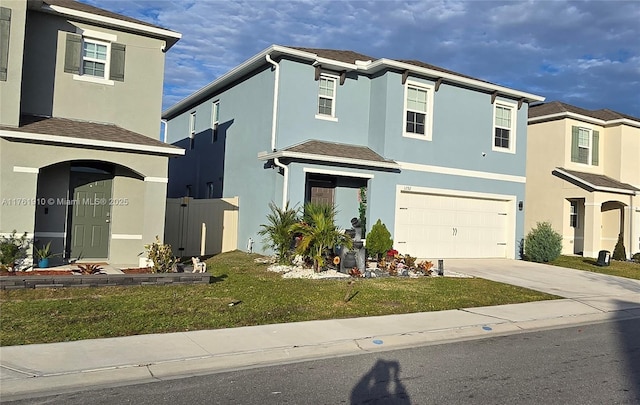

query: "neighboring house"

left=163, top=45, right=544, bottom=259
left=526, top=101, right=640, bottom=259
left=0, top=0, right=183, bottom=267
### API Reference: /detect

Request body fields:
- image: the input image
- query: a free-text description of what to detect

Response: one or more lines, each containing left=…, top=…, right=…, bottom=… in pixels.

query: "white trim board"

left=111, top=234, right=143, bottom=240
left=397, top=161, right=526, bottom=183
left=0, top=130, right=185, bottom=156
left=303, top=167, right=374, bottom=179
left=13, top=166, right=39, bottom=173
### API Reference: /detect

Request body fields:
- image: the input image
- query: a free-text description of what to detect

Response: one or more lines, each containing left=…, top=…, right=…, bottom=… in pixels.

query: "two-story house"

left=0, top=0, right=182, bottom=268
left=526, top=101, right=640, bottom=259
left=163, top=45, right=544, bottom=259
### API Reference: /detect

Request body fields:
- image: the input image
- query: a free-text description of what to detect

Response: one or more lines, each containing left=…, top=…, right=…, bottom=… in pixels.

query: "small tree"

left=365, top=219, right=393, bottom=261
left=291, top=203, right=352, bottom=272
left=0, top=231, right=32, bottom=272
left=612, top=234, right=627, bottom=261
left=258, top=202, right=299, bottom=263
left=144, top=236, right=177, bottom=273
left=524, top=222, right=563, bottom=263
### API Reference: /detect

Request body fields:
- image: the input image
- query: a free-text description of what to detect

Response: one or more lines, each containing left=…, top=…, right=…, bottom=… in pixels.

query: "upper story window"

left=0, top=7, right=11, bottom=82
left=82, top=39, right=109, bottom=78
left=64, top=30, right=125, bottom=85
left=315, top=74, right=337, bottom=121
left=492, top=101, right=516, bottom=153
left=212, top=101, right=219, bottom=142
left=189, top=111, right=196, bottom=149
left=571, top=126, right=599, bottom=166
left=403, top=81, right=434, bottom=140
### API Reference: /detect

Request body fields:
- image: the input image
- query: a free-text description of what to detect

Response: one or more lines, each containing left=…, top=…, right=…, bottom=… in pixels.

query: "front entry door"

left=68, top=170, right=113, bottom=260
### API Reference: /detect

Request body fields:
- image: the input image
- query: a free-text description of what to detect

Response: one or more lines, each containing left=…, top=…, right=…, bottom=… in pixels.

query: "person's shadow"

left=350, top=359, right=412, bottom=404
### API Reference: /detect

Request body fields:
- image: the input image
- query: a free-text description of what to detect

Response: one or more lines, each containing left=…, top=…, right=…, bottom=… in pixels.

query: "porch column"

left=583, top=200, right=602, bottom=258
left=630, top=195, right=640, bottom=257
left=142, top=177, right=169, bottom=244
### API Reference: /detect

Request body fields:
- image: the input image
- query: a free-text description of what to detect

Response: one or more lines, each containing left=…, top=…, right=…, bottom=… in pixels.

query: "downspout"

left=266, top=54, right=288, bottom=208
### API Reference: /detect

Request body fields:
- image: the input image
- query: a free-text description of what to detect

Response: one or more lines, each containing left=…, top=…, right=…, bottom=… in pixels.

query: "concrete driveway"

left=446, top=258, right=640, bottom=311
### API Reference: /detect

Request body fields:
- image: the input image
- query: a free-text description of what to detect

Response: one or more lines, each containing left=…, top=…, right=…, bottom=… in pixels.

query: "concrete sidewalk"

left=2, top=260, right=640, bottom=400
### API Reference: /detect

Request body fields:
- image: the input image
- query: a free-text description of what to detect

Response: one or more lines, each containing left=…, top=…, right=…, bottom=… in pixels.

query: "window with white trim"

left=317, top=75, right=336, bottom=118
left=570, top=201, right=578, bottom=228
left=64, top=30, right=125, bottom=84
left=492, top=102, right=516, bottom=153
left=403, top=81, right=433, bottom=140
left=570, top=126, right=599, bottom=166
left=212, top=101, right=219, bottom=142
left=82, top=38, right=109, bottom=78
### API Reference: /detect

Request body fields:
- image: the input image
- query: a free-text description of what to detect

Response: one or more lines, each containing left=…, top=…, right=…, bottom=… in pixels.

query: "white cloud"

left=84, top=0, right=640, bottom=116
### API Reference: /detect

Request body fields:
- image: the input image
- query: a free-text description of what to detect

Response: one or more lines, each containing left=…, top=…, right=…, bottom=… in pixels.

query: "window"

left=403, top=81, right=433, bottom=140
left=571, top=126, right=599, bottom=166
left=492, top=102, right=516, bottom=152
left=185, top=185, right=192, bottom=197
left=207, top=182, right=214, bottom=199
left=316, top=74, right=337, bottom=120
left=189, top=112, right=196, bottom=149
left=570, top=201, right=578, bottom=228
left=64, top=31, right=125, bottom=84
left=212, top=101, right=219, bottom=142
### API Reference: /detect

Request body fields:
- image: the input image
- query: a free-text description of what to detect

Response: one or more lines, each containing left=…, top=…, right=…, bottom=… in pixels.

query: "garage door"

left=395, top=191, right=511, bottom=258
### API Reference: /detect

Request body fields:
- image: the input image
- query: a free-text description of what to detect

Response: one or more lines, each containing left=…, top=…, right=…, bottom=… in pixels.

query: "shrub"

left=258, top=202, right=299, bottom=264
left=612, top=234, right=627, bottom=261
left=0, top=231, right=32, bottom=271
left=144, top=236, right=177, bottom=273
left=365, top=220, right=393, bottom=260
left=524, top=222, right=563, bottom=263
left=632, top=253, right=640, bottom=263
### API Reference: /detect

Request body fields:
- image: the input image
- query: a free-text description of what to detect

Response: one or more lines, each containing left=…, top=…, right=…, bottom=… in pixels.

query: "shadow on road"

left=350, top=358, right=411, bottom=404
left=615, top=300, right=640, bottom=402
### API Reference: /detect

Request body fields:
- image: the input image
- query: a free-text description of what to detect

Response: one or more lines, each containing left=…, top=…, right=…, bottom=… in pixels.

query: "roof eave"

left=39, top=3, right=182, bottom=49
left=529, top=112, right=640, bottom=128
left=257, top=150, right=399, bottom=170
left=0, top=130, right=185, bottom=156
left=553, top=168, right=637, bottom=196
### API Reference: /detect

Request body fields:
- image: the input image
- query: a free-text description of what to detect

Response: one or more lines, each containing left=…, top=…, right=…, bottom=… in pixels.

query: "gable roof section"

left=163, top=44, right=544, bottom=120
left=0, top=115, right=184, bottom=155
left=33, top=0, right=181, bottom=49
left=553, top=168, right=639, bottom=195
left=529, top=101, right=640, bottom=127
left=258, top=140, right=399, bottom=170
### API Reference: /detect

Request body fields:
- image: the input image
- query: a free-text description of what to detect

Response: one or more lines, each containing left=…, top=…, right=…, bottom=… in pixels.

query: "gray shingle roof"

left=0, top=115, right=179, bottom=150
left=284, top=140, right=395, bottom=164
left=555, top=168, right=639, bottom=193
left=530, top=101, right=640, bottom=123
left=41, top=0, right=178, bottom=33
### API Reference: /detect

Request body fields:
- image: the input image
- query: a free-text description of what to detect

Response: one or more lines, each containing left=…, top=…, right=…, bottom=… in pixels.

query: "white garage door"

left=395, top=191, right=511, bottom=258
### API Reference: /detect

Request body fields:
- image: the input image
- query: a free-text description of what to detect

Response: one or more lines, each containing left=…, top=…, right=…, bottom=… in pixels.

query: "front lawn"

left=550, top=255, right=640, bottom=280
left=0, top=251, right=558, bottom=346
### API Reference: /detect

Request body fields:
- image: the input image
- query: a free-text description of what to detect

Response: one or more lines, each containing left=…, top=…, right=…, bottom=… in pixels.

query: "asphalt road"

left=6, top=318, right=640, bottom=405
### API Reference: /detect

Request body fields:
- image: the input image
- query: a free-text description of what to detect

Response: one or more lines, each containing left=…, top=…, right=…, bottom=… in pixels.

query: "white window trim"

left=576, top=126, right=594, bottom=166
left=211, top=101, right=220, bottom=129
left=72, top=28, right=116, bottom=86
left=402, top=80, right=434, bottom=141
left=315, top=73, right=338, bottom=121
left=189, top=111, right=196, bottom=137
left=491, top=100, right=517, bottom=154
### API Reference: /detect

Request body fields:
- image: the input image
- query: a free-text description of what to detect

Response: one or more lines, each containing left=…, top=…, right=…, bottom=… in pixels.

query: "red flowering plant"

left=386, top=249, right=399, bottom=258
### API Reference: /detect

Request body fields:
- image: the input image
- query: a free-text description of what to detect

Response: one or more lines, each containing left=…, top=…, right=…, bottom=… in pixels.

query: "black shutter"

left=0, top=7, right=11, bottom=81
left=64, top=33, right=82, bottom=74
left=109, top=42, right=125, bottom=81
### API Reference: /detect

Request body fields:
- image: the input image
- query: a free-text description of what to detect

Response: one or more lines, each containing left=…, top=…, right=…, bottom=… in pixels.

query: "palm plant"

left=258, top=202, right=299, bottom=263
left=292, top=203, right=352, bottom=272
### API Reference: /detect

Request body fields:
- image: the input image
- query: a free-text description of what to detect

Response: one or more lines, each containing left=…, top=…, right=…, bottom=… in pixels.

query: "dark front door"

left=68, top=168, right=113, bottom=260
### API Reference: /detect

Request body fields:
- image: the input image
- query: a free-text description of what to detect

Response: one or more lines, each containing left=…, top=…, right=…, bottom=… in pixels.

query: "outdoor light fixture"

left=518, top=201, right=524, bottom=211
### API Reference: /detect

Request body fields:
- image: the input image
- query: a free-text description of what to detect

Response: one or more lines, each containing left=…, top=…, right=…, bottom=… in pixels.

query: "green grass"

left=0, top=251, right=558, bottom=346
left=549, top=255, right=640, bottom=280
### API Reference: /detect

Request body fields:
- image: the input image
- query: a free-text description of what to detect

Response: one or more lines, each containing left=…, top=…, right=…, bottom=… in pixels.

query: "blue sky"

left=86, top=0, right=639, bottom=116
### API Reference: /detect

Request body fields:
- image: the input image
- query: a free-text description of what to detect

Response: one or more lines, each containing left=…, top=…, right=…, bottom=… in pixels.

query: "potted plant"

left=34, top=241, right=59, bottom=269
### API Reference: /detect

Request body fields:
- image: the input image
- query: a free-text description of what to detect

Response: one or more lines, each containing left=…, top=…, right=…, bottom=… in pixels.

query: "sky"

left=85, top=0, right=640, bottom=117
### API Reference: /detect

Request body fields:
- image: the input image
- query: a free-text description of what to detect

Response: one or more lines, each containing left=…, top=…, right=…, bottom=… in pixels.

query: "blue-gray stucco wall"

left=166, top=54, right=529, bottom=257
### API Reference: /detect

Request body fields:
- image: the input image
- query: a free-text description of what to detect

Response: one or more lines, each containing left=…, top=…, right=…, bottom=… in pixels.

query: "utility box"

left=596, top=250, right=611, bottom=266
